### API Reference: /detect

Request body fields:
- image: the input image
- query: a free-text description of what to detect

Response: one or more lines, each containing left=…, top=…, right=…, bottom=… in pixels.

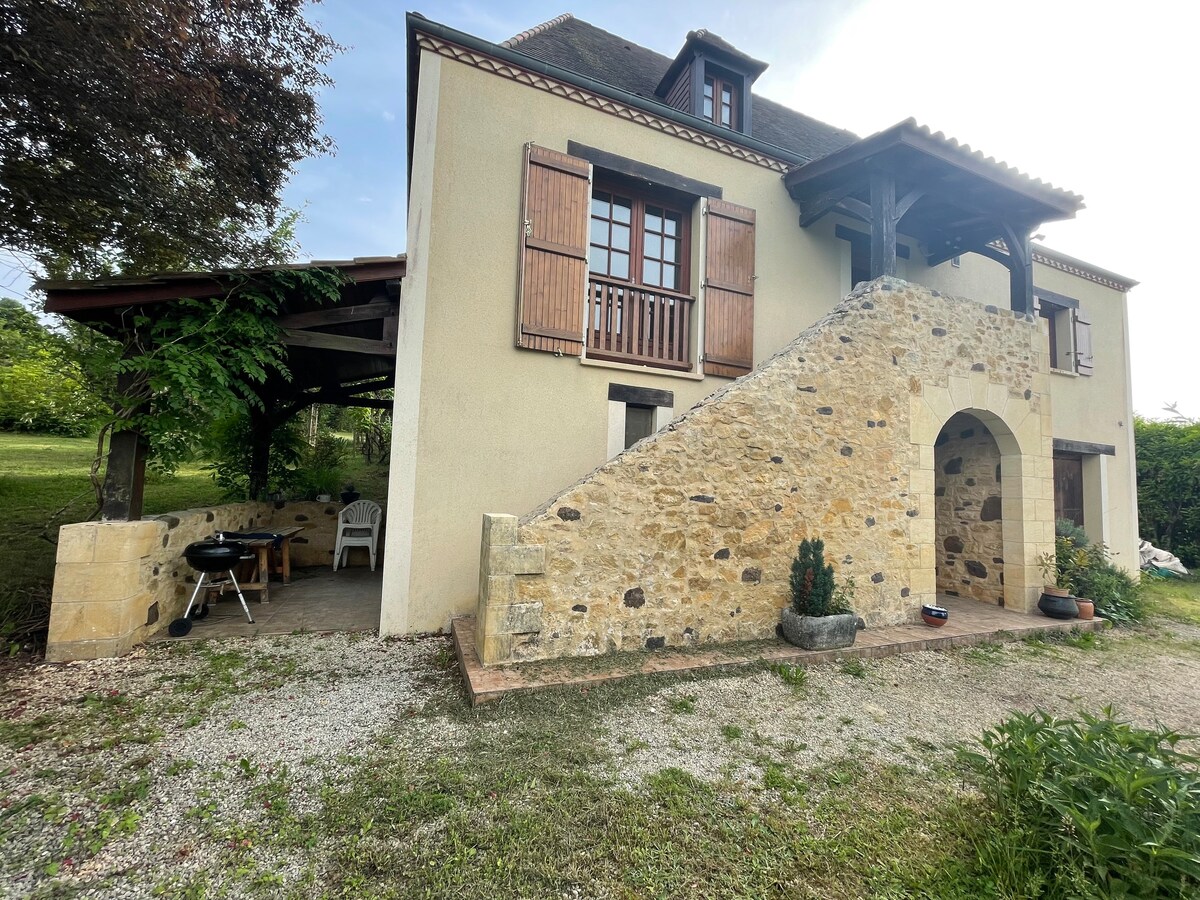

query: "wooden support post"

left=869, top=171, right=897, bottom=278
left=247, top=406, right=273, bottom=501
left=1002, top=225, right=1034, bottom=315
left=99, top=428, right=147, bottom=521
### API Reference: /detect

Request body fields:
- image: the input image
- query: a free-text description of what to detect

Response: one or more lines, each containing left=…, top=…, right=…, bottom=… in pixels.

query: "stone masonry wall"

left=48, top=500, right=372, bottom=661
left=935, top=413, right=1005, bottom=604
left=476, top=279, right=1055, bottom=665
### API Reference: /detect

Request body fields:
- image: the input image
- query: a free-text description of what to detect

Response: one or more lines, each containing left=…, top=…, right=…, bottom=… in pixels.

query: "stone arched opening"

left=936, top=412, right=1006, bottom=604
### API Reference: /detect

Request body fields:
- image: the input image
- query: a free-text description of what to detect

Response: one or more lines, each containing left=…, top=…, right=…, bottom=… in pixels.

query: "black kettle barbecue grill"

left=168, top=533, right=256, bottom=636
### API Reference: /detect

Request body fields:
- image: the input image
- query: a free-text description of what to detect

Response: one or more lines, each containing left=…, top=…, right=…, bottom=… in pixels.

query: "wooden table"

left=237, top=526, right=305, bottom=603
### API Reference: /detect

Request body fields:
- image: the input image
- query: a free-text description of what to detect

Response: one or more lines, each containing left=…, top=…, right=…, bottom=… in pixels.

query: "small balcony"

left=585, top=275, right=694, bottom=371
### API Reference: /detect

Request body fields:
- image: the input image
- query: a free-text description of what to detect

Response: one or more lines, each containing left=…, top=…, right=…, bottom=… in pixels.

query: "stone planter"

left=780, top=608, right=858, bottom=651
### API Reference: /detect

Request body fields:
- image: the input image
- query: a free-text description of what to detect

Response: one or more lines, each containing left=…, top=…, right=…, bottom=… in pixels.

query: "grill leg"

left=226, top=571, right=256, bottom=624
left=183, top=573, right=208, bottom=619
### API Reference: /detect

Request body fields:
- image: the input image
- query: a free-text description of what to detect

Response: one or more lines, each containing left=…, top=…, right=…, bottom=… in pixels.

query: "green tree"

left=1135, top=416, right=1200, bottom=567
left=0, top=297, right=106, bottom=434
left=0, top=0, right=338, bottom=276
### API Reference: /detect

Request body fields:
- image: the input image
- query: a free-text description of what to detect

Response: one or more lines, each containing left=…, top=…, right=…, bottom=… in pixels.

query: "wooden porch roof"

left=784, top=119, right=1084, bottom=267
left=40, top=256, right=406, bottom=410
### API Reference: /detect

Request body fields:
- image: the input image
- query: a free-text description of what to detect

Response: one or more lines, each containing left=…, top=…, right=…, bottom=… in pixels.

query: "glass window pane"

left=703, top=79, right=714, bottom=99
left=611, top=252, right=629, bottom=279
left=589, top=247, right=608, bottom=274
left=590, top=218, right=609, bottom=247
left=611, top=223, right=630, bottom=251
left=591, top=193, right=610, bottom=217
left=664, top=215, right=678, bottom=237
left=644, top=260, right=661, bottom=286
left=722, top=106, right=732, bottom=127
left=663, top=237, right=676, bottom=263
left=722, top=85, right=733, bottom=104
left=644, top=210, right=662, bottom=234
left=662, top=265, right=677, bottom=290
left=644, top=232, right=659, bottom=259
left=613, top=198, right=631, bottom=223
left=703, top=97, right=713, bottom=119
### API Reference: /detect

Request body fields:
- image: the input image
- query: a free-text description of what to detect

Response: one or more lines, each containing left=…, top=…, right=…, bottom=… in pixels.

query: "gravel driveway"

left=3, top=621, right=1199, bottom=898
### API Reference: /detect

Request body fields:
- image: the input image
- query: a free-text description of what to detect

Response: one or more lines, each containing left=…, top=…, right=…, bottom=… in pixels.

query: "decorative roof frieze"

left=415, top=34, right=791, bottom=174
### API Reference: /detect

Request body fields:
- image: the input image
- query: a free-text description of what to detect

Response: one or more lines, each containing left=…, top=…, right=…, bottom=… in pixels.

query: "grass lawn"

left=1141, top=573, right=1200, bottom=624
left=0, top=431, right=389, bottom=607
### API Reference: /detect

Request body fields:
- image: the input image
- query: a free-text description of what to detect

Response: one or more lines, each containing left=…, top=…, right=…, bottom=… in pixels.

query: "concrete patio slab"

left=150, top=566, right=381, bottom=642
left=452, top=595, right=1107, bottom=705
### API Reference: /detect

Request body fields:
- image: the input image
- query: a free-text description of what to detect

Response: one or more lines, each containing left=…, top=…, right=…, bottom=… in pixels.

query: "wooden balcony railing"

left=585, top=275, right=694, bottom=371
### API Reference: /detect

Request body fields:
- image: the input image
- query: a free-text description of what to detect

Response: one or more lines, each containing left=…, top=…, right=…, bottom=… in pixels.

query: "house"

left=384, top=12, right=1138, bottom=665
left=39, top=11, right=1138, bottom=665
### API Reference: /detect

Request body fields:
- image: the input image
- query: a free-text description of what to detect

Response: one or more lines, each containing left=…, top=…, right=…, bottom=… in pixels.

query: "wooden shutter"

left=703, top=198, right=756, bottom=377
left=516, top=144, right=590, bottom=355
left=1072, top=308, right=1094, bottom=376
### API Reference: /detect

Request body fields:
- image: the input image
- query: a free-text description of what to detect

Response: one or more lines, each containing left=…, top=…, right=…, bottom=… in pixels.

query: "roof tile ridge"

left=501, top=13, right=574, bottom=48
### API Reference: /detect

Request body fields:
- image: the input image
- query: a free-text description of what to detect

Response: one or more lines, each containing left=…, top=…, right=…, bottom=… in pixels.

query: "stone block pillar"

left=47, top=520, right=162, bottom=662
left=476, top=513, right=545, bottom=665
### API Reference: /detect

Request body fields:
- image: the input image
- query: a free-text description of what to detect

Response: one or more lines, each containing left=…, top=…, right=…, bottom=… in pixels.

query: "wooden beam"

left=797, top=184, right=862, bottom=227
left=100, top=427, right=147, bottom=521
left=894, top=188, right=925, bottom=222
left=281, top=329, right=396, bottom=355
left=1001, top=223, right=1034, bottom=315
left=837, top=197, right=872, bottom=223
left=275, top=300, right=396, bottom=330
left=869, top=171, right=897, bottom=278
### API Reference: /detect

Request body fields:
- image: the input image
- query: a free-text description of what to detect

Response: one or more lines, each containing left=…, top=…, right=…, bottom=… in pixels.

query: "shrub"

left=789, top=538, right=836, bottom=617
left=1055, top=536, right=1146, bottom=624
left=1055, top=517, right=1090, bottom=550
left=959, top=709, right=1200, bottom=898
left=202, top=413, right=305, bottom=500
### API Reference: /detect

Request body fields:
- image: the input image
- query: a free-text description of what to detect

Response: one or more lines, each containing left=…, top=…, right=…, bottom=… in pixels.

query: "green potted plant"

left=1036, top=543, right=1078, bottom=619
left=781, top=538, right=858, bottom=650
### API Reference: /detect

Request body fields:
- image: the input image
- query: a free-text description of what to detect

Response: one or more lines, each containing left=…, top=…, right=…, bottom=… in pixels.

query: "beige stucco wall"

left=475, top=279, right=1055, bottom=664
left=383, top=44, right=1139, bottom=635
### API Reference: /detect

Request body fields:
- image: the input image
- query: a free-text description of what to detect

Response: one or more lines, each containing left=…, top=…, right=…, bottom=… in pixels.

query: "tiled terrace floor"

left=452, top=595, right=1107, bottom=705
left=150, top=566, right=381, bottom=642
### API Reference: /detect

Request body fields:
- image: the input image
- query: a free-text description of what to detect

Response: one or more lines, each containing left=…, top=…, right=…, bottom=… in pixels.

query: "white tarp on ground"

left=1139, top=540, right=1190, bottom=576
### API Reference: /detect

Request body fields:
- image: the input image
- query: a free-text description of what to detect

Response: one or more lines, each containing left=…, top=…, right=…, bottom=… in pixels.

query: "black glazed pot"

left=183, top=539, right=247, bottom=573
left=921, top=604, right=949, bottom=627
left=340, top=490, right=360, bottom=504
left=1038, top=592, right=1079, bottom=619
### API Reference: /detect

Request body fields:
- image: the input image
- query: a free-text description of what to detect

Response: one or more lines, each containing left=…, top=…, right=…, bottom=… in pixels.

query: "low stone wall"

left=475, top=279, right=1056, bottom=665
left=48, top=500, right=377, bottom=661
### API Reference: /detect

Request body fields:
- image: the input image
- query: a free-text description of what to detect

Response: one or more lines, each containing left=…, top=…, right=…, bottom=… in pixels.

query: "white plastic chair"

left=333, top=499, right=382, bottom=571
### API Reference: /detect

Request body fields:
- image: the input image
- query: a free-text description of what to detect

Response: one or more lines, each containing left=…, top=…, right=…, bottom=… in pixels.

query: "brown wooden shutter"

left=516, top=144, right=590, bottom=355
left=703, top=198, right=756, bottom=377
left=1073, top=308, right=1094, bottom=376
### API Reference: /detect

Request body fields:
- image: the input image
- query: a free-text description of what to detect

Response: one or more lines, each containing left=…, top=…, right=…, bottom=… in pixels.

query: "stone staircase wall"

left=476, top=279, right=1054, bottom=665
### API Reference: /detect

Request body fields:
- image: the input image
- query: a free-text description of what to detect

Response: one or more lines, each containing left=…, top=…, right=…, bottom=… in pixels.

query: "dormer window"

left=654, top=29, right=767, bottom=136
left=703, top=74, right=738, bottom=129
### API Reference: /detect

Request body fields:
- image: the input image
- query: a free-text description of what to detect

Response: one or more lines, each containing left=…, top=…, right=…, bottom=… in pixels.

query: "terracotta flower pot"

left=1075, top=598, right=1095, bottom=620
left=921, top=604, right=949, bottom=627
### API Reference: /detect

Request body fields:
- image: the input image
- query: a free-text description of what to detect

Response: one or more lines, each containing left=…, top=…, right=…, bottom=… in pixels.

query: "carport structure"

left=40, top=256, right=406, bottom=520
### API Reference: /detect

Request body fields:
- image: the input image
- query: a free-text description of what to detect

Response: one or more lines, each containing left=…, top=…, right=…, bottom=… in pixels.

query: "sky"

left=3, top=0, right=1194, bottom=418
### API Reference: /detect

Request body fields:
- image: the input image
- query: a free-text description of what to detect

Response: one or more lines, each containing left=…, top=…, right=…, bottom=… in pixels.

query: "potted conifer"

left=780, top=537, right=859, bottom=650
